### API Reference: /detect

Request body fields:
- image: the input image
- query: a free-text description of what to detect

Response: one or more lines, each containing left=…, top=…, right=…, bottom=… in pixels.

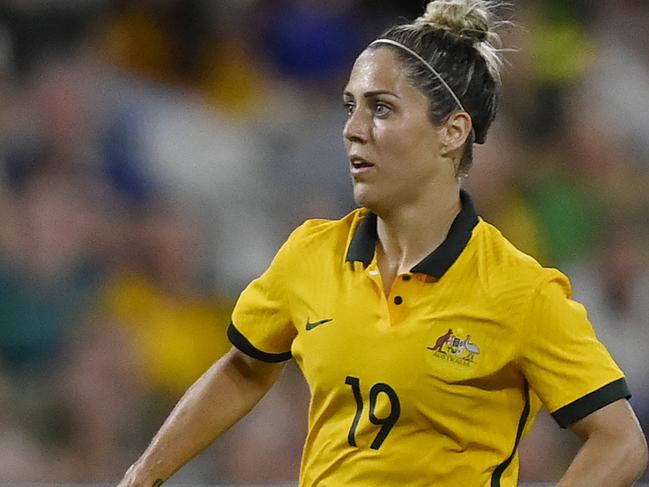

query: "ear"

left=439, top=112, right=473, bottom=156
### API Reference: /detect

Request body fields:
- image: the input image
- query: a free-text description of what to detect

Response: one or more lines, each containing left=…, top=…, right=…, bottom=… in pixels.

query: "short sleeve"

left=519, top=271, right=630, bottom=428
left=228, top=229, right=300, bottom=363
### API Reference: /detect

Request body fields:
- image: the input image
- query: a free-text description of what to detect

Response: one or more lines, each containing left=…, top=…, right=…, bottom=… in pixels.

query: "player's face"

left=343, top=48, right=454, bottom=214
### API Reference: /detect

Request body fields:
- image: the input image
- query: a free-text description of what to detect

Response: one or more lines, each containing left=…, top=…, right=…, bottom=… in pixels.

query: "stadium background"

left=0, top=0, right=647, bottom=484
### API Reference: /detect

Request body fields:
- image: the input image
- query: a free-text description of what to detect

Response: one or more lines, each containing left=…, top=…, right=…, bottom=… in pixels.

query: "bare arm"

left=558, top=399, right=648, bottom=487
left=118, top=347, right=285, bottom=487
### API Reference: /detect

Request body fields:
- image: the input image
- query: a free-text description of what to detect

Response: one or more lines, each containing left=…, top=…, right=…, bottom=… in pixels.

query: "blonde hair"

left=369, top=0, right=509, bottom=173
left=415, top=0, right=505, bottom=84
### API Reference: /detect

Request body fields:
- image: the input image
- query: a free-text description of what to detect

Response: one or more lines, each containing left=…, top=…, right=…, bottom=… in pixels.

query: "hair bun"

left=415, top=0, right=504, bottom=83
left=416, top=0, right=493, bottom=43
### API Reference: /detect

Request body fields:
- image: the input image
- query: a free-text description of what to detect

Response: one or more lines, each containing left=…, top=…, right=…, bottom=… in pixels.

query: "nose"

left=343, top=107, right=369, bottom=144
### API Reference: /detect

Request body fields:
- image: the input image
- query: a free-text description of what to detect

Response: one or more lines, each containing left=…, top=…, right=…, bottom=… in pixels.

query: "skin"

left=343, top=47, right=471, bottom=293
left=342, top=46, right=647, bottom=484
left=116, top=349, right=284, bottom=487
left=560, top=399, right=647, bottom=486
left=117, top=46, right=647, bottom=486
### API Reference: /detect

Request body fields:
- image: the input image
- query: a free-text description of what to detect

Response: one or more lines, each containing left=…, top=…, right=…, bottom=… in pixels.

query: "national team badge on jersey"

left=427, top=328, right=481, bottom=367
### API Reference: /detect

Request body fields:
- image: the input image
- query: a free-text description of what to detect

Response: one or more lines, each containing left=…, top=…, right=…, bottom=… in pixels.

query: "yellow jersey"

left=228, top=190, right=629, bottom=486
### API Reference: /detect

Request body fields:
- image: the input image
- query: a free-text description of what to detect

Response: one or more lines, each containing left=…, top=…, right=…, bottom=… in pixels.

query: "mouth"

left=350, top=155, right=375, bottom=175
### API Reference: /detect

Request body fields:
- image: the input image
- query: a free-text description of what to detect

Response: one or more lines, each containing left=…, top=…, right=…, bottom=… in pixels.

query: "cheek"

left=376, top=123, right=439, bottom=169
left=375, top=123, right=412, bottom=158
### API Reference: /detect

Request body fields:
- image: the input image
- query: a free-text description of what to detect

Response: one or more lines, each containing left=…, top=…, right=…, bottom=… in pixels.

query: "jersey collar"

left=345, top=190, right=479, bottom=279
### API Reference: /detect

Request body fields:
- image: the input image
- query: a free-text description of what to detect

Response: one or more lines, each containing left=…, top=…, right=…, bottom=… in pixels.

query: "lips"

left=350, top=155, right=375, bottom=175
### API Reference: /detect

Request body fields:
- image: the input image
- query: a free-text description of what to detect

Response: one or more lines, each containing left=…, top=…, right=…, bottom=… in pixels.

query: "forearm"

left=558, top=430, right=648, bottom=487
left=122, top=348, right=284, bottom=486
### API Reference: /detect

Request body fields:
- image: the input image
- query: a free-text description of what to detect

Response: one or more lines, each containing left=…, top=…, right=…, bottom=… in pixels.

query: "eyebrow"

left=343, top=90, right=400, bottom=99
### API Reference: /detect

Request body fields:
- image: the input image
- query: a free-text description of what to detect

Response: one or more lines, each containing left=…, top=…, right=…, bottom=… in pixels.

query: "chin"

left=353, top=184, right=385, bottom=213
left=353, top=183, right=373, bottom=207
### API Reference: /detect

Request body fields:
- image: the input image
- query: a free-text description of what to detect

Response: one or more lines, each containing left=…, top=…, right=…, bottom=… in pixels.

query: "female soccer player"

left=118, top=1, right=647, bottom=485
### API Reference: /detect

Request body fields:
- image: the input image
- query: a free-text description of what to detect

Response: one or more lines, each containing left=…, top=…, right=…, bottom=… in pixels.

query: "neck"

left=376, top=184, right=462, bottom=275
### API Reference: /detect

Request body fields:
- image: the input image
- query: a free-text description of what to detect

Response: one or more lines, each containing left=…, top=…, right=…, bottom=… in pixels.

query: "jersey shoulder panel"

left=470, top=219, right=571, bottom=327
left=473, top=218, right=567, bottom=290
left=284, top=208, right=366, bottom=265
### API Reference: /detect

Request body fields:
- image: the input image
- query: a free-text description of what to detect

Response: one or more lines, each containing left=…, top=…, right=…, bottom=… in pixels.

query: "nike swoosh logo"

left=305, top=318, right=333, bottom=331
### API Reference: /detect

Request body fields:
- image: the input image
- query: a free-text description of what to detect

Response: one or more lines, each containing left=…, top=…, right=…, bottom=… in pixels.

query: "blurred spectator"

left=589, top=0, right=649, bottom=164
left=259, top=1, right=364, bottom=85
left=0, top=1, right=108, bottom=82
left=467, top=118, right=549, bottom=263
left=102, top=0, right=213, bottom=86
left=213, top=362, right=309, bottom=483
left=100, top=200, right=233, bottom=400
left=0, top=149, right=108, bottom=376
left=0, top=1, right=647, bottom=484
left=0, top=55, right=120, bottom=377
left=567, top=217, right=649, bottom=430
left=46, top=323, right=146, bottom=483
left=0, top=367, right=49, bottom=482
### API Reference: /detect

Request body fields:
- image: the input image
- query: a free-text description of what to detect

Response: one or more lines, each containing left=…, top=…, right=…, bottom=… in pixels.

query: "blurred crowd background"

left=0, top=0, right=647, bottom=484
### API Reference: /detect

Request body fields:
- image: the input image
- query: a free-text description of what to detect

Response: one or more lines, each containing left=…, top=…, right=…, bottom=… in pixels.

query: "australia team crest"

left=427, top=328, right=481, bottom=367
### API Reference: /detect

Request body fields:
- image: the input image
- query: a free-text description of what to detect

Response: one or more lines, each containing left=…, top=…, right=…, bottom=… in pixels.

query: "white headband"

left=369, top=38, right=466, bottom=113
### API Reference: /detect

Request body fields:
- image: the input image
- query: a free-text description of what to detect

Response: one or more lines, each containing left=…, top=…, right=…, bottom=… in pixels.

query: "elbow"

left=568, top=400, right=648, bottom=484
left=597, top=427, right=648, bottom=485
left=632, top=432, right=649, bottom=479
left=617, top=425, right=648, bottom=481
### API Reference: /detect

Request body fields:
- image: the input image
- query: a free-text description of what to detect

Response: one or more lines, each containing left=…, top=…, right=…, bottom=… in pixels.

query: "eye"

left=344, top=101, right=355, bottom=116
left=374, top=103, right=392, bottom=118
